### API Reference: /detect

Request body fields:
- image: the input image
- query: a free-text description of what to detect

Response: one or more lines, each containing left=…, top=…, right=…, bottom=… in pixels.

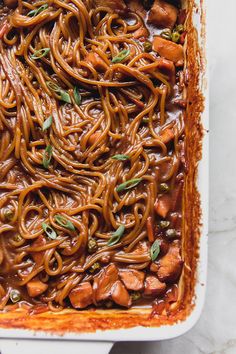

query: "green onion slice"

left=150, top=239, right=161, bottom=261
left=116, top=178, right=142, bottom=192
left=31, top=48, right=50, bottom=60
left=111, top=154, right=130, bottom=161
left=73, top=87, right=81, bottom=106
left=27, top=4, right=48, bottom=17
left=46, top=81, right=71, bottom=104
left=107, top=225, right=125, bottom=246
left=42, top=222, right=57, bottom=239
left=42, top=145, right=53, bottom=169
left=54, top=214, right=75, bottom=231
left=42, top=115, right=53, bottom=131
left=112, top=49, right=130, bottom=63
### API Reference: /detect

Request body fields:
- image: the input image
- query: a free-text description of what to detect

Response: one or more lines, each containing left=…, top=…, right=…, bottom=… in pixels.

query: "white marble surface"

left=111, top=0, right=236, bottom=353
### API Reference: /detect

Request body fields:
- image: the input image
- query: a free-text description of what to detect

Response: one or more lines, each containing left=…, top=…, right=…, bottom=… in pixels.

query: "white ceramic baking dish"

left=0, top=0, right=208, bottom=352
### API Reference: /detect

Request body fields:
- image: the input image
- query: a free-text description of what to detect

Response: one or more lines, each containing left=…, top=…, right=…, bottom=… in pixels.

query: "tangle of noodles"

left=0, top=0, right=186, bottom=311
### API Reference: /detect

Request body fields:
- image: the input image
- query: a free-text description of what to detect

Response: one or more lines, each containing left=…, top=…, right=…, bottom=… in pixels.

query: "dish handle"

left=0, top=339, right=113, bottom=354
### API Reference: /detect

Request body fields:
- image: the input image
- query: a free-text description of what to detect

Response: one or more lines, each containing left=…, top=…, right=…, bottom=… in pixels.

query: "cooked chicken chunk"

left=111, top=280, right=131, bottom=307
left=119, top=269, right=145, bottom=291
left=156, top=243, right=183, bottom=282
left=144, top=275, right=166, bottom=296
left=26, top=279, right=48, bottom=298
left=93, top=263, right=118, bottom=302
left=153, top=36, right=184, bottom=65
left=148, top=0, right=178, bottom=29
left=69, top=282, right=93, bottom=309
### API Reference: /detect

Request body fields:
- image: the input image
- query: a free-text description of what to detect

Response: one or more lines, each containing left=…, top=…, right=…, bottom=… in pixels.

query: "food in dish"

left=0, top=0, right=187, bottom=312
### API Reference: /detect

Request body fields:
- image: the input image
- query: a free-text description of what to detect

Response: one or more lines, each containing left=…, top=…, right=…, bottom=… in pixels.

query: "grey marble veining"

left=112, top=0, right=236, bottom=353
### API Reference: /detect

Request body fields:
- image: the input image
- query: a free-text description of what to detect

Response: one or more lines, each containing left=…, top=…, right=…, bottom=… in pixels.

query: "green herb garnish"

left=42, top=115, right=53, bottom=131
left=111, top=154, right=130, bottom=161
left=46, top=81, right=71, bottom=104
left=27, top=4, right=48, bottom=17
left=31, top=48, right=50, bottom=60
left=150, top=239, right=161, bottom=261
left=73, top=87, right=81, bottom=106
left=116, top=178, right=142, bottom=192
left=42, top=222, right=57, bottom=239
left=112, top=49, right=130, bottom=63
left=54, top=214, right=75, bottom=231
left=107, top=225, right=125, bottom=246
left=42, top=145, right=53, bottom=169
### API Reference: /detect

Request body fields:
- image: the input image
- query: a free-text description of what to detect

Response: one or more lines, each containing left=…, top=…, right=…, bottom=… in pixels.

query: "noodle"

left=0, top=0, right=186, bottom=310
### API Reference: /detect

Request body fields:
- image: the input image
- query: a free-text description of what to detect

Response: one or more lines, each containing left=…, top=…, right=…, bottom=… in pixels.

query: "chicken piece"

left=88, top=131, right=101, bottom=146
left=144, top=275, right=166, bottom=296
left=119, top=269, right=145, bottom=291
left=31, top=235, right=47, bottom=265
left=130, top=241, right=149, bottom=255
left=156, top=58, right=176, bottom=83
left=93, top=263, right=119, bottom=302
left=127, top=0, right=146, bottom=18
left=93, top=0, right=126, bottom=11
left=69, top=282, right=93, bottom=309
left=154, top=194, right=172, bottom=218
left=133, top=25, right=149, bottom=40
left=111, top=280, right=131, bottom=307
left=148, top=0, right=178, bottom=29
left=85, top=53, right=108, bottom=72
left=4, top=0, right=18, bottom=8
left=159, top=128, right=175, bottom=144
left=153, top=36, right=184, bottom=65
left=26, top=280, right=48, bottom=298
left=156, top=242, right=183, bottom=282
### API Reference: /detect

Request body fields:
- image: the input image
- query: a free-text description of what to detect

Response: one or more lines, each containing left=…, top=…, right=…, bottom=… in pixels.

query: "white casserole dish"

left=0, top=0, right=208, bottom=352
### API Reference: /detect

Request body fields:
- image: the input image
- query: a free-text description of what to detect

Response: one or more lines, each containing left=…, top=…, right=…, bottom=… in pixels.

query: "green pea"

left=159, top=220, right=170, bottom=229
left=160, top=28, right=172, bottom=40
left=143, top=41, right=152, bottom=53
left=165, top=228, right=177, bottom=239
left=159, top=183, right=170, bottom=193
left=172, top=32, right=180, bottom=43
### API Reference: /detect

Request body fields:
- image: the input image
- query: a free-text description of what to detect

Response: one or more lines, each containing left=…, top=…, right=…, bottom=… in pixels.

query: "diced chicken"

left=93, top=0, right=126, bottom=11
left=148, top=0, right=178, bottom=29
left=133, top=25, right=149, bottom=40
left=111, top=280, right=131, bottom=307
left=156, top=243, right=183, bottom=282
left=159, top=128, right=175, bottom=144
left=153, top=36, right=184, bottom=65
left=127, top=0, right=146, bottom=18
left=69, top=282, right=93, bottom=309
left=144, top=275, right=166, bottom=296
left=154, top=194, right=172, bottom=218
left=156, top=58, right=176, bottom=83
left=31, top=235, right=47, bottom=265
left=130, top=241, right=149, bottom=255
left=85, top=53, right=108, bottom=72
left=88, top=132, right=101, bottom=146
left=93, top=263, right=118, bottom=302
left=4, top=0, right=18, bottom=8
left=119, top=269, right=145, bottom=291
left=26, top=279, right=48, bottom=298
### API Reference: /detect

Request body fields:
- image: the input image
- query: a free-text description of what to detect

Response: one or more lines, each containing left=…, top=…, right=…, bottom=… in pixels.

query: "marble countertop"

left=112, top=0, right=236, bottom=353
